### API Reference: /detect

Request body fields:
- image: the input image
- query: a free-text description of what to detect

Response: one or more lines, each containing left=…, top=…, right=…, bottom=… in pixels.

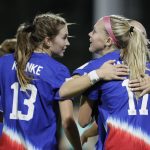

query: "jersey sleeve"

left=72, top=61, right=91, bottom=76
left=53, top=65, right=71, bottom=100
left=72, top=57, right=105, bottom=76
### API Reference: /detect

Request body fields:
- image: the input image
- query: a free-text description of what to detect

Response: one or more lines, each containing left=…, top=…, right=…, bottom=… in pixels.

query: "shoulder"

left=72, top=50, right=121, bottom=76
left=32, top=53, right=70, bottom=73
left=49, top=57, right=70, bottom=74
left=0, top=54, right=14, bottom=67
left=0, top=53, right=13, bottom=61
left=73, top=59, right=95, bottom=75
left=38, top=55, right=70, bottom=82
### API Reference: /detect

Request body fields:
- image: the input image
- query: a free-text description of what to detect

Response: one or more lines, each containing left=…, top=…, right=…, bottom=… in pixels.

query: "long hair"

left=109, top=15, right=149, bottom=98
left=15, top=13, right=67, bottom=88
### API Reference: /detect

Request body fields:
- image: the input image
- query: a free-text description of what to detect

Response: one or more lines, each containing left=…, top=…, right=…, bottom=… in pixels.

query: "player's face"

left=50, top=25, right=70, bottom=57
left=88, top=19, right=108, bottom=54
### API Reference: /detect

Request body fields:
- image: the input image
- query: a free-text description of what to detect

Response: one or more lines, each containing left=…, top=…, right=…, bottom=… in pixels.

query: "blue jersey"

left=75, top=50, right=150, bottom=150
left=0, top=97, right=2, bottom=137
left=0, top=53, right=70, bottom=150
left=73, top=50, right=121, bottom=149
left=0, top=97, right=2, bottom=112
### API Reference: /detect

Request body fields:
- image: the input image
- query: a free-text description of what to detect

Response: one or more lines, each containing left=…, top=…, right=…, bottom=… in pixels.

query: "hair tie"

left=23, top=23, right=35, bottom=33
left=130, top=26, right=134, bottom=33
left=102, top=16, right=120, bottom=48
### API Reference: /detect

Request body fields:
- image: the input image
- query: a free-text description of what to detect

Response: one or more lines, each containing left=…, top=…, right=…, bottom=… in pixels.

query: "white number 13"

left=122, top=79, right=149, bottom=115
left=10, top=82, right=37, bottom=121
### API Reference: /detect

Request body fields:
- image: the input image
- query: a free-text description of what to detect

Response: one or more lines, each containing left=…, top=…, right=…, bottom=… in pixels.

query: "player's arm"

left=59, top=99, right=82, bottom=150
left=80, top=121, right=98, bottom=145
left=59, top=60, right=128, bottom=99
left=78, top=95, right=94, bottom=127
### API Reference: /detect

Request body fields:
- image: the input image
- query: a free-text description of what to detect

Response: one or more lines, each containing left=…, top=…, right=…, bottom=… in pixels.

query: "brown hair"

left=0, top=38, right=16, bottom=56
left=15, top=13, right=67, bottom=87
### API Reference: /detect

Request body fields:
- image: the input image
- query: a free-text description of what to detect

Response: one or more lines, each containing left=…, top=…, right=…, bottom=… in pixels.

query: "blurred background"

left=0, top=0, right=149, bottom=72
left=0, top=0, right=149, bottom=149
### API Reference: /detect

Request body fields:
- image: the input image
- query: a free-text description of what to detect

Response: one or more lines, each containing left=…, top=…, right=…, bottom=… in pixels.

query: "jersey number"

left=122, top=79, right=148, bottom=115
left=10, top=82, right=37, bottom=121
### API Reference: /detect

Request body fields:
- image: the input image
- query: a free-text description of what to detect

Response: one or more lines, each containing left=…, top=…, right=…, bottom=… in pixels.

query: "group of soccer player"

left=0, top=12, right=150, bottom=150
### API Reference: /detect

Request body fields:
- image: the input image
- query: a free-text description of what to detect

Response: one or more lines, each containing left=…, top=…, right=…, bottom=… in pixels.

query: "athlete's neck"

left=99, top=47, right=117, bottom=56
left=34, top=47, right=52, bottom=56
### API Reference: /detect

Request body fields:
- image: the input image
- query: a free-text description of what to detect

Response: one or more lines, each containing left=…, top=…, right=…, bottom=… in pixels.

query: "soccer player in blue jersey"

left=0, top=38, right=16, bottom=137
left=60, top=15, right=150, bottom=149
left=0, top=13, right=83, bottom=150
left=76, top=20, right=149, bottom=147
left=0, top=98, right=2, bottom=137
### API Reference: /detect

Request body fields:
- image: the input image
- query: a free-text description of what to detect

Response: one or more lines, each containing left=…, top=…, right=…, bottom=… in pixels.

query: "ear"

left=44, top=37, right=52, bottom=47
left=105, top=37, right=113, bottom=47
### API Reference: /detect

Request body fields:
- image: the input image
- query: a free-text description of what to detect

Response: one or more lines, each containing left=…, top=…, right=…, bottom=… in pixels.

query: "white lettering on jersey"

left=12, top=61, right=43, bottom=76
left=10, top=82, right=37, bottom=121
left=122, top=79, right=148, bottom=115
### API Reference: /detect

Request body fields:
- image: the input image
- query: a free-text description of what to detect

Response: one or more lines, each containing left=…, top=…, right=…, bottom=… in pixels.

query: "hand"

left=129, top=75, right=150, bottom=97
left=96, top=60, right=129, bottom=80
left=80, top=132, right=88, bottom=146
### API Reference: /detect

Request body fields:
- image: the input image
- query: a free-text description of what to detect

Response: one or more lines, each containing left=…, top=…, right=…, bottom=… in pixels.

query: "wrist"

left=88, top=70, right=100, bottom=85
left=96, top=69, right=105, bottom=80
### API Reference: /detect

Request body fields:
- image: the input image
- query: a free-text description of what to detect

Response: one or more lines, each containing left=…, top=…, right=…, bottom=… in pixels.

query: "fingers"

left=130, top=84, right=149, bottom=92
left=115, top=64, right=129, bottom=69
left=115, top=65, right=129, bottom=76
left=130, top=87, right=143, bottom=92
left=129, top=79, right=146, bottom=89
left=116, top=68, right=129, bottom=72
left=129, top=79, right=140, bottom=84
left=116, top=71, right=129, bottom=76
left=128, top=82, right=141, bottom=88
left=111, top=75, right=126, bottom=80
left=140, top=89, right=150, bottom=97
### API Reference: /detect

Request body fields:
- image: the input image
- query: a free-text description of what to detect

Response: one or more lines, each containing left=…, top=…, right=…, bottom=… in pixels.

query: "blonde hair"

left=108, top=15, right=149, bottom=98
left=15, top=13, right=67, bottom=88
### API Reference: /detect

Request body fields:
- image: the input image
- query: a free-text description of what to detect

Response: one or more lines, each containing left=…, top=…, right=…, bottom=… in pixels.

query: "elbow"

left=59, top=87, right=70, bottom=99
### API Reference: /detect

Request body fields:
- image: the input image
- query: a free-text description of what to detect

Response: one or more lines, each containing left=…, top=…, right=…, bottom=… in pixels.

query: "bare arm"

left=78, top=95, right=94, bottom=127
left=59, top=60, right=128, bottom=99
left=59, top=99, right=82, bottom=150
left=80, top=121, right=98, bottom=145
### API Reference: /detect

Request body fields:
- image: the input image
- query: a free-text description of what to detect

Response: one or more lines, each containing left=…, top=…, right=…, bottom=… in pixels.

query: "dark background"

left=0, top=0, right=149, bottom=72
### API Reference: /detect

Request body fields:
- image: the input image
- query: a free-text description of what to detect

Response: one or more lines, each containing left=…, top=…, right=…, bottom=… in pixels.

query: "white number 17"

left=122, top=79, right=148, bottom=115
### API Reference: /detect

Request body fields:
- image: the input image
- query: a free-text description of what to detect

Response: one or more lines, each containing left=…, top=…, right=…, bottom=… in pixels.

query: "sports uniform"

left=0, top=53, right=70, bottom=150
left=74, top=50, right=150, bottom=150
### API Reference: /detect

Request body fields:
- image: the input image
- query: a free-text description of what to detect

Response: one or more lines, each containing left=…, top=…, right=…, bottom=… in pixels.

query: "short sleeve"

left=73, top=62, right=90, bottom=76
left=53, top=65, right=71, bottom=100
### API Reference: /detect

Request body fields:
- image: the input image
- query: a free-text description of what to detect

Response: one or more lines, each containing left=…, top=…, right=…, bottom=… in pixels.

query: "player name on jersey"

left=12, top=61, right=43, bottom=76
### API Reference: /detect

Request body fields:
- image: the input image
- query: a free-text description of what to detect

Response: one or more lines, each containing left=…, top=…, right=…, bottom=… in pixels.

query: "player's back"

left=0, top=53, right=69, bottom=150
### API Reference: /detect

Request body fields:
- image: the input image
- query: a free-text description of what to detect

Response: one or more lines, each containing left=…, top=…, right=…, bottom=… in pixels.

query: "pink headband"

left=102, top=16, right=120, bottom=48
